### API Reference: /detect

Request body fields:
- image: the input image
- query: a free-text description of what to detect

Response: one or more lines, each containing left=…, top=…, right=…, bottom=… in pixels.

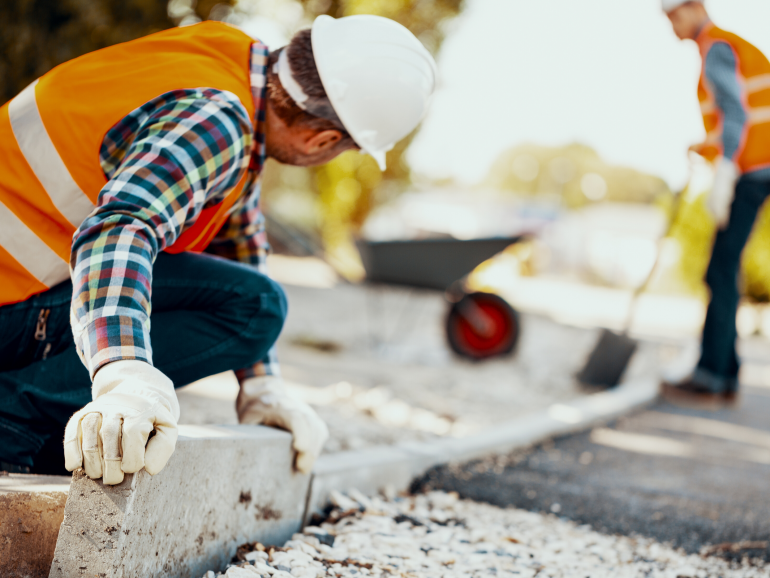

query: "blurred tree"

left=665, top=188, right=770, bottom=302
left=300, top=0, right=460, bottom=54
left=743, top=203, right=770, bottom=303
left=0, top=0, right=235, bottom=105
left=485, top=143, right=670, bottom=208
left=665, top=189, right=713, bottom=298
left=485, top=142, right=770, bottom=300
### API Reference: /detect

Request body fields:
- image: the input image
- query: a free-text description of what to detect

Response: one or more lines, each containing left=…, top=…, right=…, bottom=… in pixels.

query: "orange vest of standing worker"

left=0, top=22, right=256, bottom=307
left=695, top=23, right=770, bottom=173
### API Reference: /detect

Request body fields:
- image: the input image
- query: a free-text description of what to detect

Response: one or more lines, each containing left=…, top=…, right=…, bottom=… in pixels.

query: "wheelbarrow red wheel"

left=445, top=292, right=519, bottom=360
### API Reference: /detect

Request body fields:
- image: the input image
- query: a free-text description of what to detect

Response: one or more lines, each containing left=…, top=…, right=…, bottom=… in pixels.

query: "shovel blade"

left=577, top=329, right=638, bottom=388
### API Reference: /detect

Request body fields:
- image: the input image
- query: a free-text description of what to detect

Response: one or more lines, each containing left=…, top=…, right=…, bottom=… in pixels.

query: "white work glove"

left=708, top=158, right=740, bottom=229
left=237, top=376, right=328, bottom=474
left=64, top=360, right=180, bottom=485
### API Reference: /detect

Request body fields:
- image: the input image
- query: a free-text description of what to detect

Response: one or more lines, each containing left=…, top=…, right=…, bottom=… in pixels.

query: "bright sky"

left=406, top=0, right=770, bottom=189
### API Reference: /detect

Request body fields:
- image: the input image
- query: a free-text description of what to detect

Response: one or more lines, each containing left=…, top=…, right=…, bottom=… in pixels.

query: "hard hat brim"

left=370, top=149, right=387, bottom=171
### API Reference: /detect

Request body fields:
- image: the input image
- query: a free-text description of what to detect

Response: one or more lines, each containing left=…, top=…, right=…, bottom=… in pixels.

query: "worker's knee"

left=234, top=271, right=288, bottom=361
left=254, top=274, right=288, bottom=339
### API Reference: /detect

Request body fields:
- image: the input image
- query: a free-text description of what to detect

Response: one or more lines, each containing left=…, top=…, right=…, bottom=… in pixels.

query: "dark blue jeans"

left=696, top=176, right=770, bottom=390
left=0, top=252, right=287, bottom=472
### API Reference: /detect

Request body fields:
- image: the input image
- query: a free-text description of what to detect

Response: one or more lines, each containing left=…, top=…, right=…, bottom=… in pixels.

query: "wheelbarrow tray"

left=356, top=236, right=522, bottom=291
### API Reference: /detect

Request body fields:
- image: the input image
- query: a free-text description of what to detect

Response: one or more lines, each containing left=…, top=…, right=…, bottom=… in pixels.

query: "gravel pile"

left=203, top=491, right=768, bottom=578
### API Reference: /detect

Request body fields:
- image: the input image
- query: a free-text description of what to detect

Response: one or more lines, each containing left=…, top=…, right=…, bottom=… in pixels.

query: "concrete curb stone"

left=49, top=425, right=310, bottom=578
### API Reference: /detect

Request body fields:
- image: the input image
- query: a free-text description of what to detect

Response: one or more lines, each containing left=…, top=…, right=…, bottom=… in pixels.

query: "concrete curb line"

left=308, top=377, right=658, bottom=515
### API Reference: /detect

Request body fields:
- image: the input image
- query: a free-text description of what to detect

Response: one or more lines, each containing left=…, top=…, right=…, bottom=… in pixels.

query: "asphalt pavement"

left=414, top=383, right=770, bottom=562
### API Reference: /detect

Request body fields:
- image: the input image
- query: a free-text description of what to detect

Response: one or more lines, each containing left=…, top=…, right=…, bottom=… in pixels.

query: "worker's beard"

left=266, top=140, right=332, bottom=167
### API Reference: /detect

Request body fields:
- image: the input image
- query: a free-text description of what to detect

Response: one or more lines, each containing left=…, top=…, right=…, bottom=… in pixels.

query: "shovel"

left=576, top=188, right=687, bottom=388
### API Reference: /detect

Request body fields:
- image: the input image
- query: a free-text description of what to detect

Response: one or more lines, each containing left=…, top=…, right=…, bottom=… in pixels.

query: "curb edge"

left=307, top=377, right=659, bottom=518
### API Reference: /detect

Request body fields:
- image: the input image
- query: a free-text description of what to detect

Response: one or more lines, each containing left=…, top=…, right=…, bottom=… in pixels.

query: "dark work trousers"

left=697, top=176, right=770, bottom=389
left=0, top=252, right=287, bottom=472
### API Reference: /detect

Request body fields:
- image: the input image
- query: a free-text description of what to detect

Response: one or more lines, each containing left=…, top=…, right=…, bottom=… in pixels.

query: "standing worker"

left=0, top=16, right=437, bottom=482
left=661, top=0, right=770, bottom=404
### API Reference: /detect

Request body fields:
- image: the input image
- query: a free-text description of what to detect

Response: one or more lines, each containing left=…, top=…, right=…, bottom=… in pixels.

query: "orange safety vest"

left=695, top=23, right=770, bottom=173
left=0, top=22, right=257, bottom=307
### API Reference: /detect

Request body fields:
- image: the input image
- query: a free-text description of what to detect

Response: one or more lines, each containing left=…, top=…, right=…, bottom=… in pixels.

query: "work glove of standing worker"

left=708, top=157, right=740, bottom=229
left=237, top=376, right=328, bottom=474
left=63, top=360, right=180, bottom=485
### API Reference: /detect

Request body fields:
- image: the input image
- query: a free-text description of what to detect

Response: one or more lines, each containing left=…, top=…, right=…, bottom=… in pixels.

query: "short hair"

left=267, top=29, right=355, bottom=145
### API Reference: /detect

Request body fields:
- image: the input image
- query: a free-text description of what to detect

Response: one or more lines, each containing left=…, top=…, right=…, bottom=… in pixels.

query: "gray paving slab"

left=413, top=386, right=770, bottom=561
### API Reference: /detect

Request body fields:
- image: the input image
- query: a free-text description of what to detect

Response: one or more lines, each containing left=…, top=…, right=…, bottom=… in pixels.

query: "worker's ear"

left=303, top=129, right=343, bottom=155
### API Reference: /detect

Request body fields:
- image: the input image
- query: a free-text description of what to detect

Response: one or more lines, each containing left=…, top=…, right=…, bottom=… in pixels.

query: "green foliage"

left=1, top=0, right=170, bottom=105
left=665, top=190, right=713, bottom=298
left=0, top=0, right=237, bottom=106
left=311, top=0, right=462, bottom=54
left=661, top=188, right=770, bottom=302
left=485, top=143, right=670, bottom=207
left=311, top=133, right=413, bottom=278
left=741, top=201, right=770, bottom=302
left=487, top=142, right=770, bottom=301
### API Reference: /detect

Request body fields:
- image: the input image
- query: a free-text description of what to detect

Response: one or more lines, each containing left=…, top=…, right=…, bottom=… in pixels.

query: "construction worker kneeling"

left=0, top=16, right=436, bottom=482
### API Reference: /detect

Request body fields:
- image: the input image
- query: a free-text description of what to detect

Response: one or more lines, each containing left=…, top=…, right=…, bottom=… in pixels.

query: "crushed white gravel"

left=203, top=491, right=768, bottom=578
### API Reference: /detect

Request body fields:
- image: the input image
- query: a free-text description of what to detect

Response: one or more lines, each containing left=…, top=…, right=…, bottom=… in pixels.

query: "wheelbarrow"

left=355, top=237, right=523, bottom=360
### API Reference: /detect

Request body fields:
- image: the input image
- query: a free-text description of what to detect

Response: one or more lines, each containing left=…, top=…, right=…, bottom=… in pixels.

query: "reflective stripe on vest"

left=746, top=73, right=770, bottom=94
left=700, top=100, right=717, bottom=116
left=9, top=81, right=96, bottom=228
left=703, top=130, right=721, bottom=146
left=0, top=200, right=70, bottom=287
left=750, top=106, right=770, bottom=125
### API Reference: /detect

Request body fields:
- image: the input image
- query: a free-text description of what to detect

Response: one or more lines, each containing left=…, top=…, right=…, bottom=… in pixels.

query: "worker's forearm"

left=70, top=215, right=157, bottom=378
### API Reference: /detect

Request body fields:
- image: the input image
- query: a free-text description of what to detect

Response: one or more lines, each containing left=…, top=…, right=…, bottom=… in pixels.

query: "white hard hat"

left=661, top=0, right=703, bottom=13
left=309, top=15, right=438, bottom=170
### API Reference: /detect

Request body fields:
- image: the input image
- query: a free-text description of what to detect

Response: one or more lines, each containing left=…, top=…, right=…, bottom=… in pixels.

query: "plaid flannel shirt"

left=70, top=41, right=280, bottom=381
